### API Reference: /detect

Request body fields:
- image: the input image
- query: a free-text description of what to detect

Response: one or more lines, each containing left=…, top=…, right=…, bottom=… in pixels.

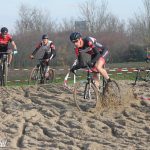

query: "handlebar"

left=146, top=57, right=150, bottom=63
left=31, top=58, right=51, bottom=61
left=0, top=51, right=18, bottom=55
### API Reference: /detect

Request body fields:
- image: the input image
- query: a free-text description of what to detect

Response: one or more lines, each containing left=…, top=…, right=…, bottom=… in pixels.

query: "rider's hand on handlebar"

left=70, top=66, right=76, bottom=73
left=146, top=57, right=150, bottom=63
left=13, top=50, right=18, bottom=55
left=30, top=55, right=34, bottom=59
left=87, top=61, right=94, bottom=68
left=45, top=59, right=49, bottom=62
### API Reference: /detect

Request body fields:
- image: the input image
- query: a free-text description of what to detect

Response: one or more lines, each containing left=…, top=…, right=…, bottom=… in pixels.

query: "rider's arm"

left=9, top=35, right=17, bottom=51
left=90, top=41, right=108, bottom=64
left=70, top=48, right=86, bottom=73
left=72, top=49, right=85, bottom=70
left=11, top=41, right=17, bottom=50
left=88, top=40, right=101, bottom=64
left=49, top=42, right=56, bottom=60
left=32, top=42, right=42, bottom=56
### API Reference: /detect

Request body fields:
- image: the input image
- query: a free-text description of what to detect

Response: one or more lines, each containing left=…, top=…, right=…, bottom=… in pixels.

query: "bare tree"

left=79, top=0, right=99, bottom=33
left=95, top=0, right=110, bottom=32
left=78, top=0, right=125, bottom=34
left=58, top=18, right=75, bottom=32
left=15, top=4, right=55, bottom=34
left=128, top=0, right=150, bottom=45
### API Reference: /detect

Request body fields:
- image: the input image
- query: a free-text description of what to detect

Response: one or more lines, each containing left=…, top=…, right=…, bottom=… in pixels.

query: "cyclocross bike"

left=134, top=59, right=150, bottom=85
left=134, top=67, right=150, bottom=85
left=0, top=52, right=10, bottom=86
left=64, top=64, right=121, bottom=112
left=29, top=58, right=55, bottom=85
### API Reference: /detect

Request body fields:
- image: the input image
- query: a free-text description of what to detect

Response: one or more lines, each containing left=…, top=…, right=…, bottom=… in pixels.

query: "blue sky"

left=0, top=0, right=143, bottom=32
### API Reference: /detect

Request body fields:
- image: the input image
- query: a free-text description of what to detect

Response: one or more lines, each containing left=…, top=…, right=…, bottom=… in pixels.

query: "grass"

left=2, top=61, right=149, bottom=86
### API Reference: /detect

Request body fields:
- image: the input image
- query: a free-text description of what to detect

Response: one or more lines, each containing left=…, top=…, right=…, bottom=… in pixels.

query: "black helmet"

left=70, top=32, right=82, bottom=42
left=1, top=27, right=8, bottom=34
left=42, top=34, right=48, bottom=39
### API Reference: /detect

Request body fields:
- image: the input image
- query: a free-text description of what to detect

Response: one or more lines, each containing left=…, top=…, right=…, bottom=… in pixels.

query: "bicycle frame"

left=134, top=68, right=150, bottom=85
left=0, top=52, right=9, bottom=86
left=29, top=58, right=55, bottom=85
left=37, top=59, right=47, bottom=84
left=83, top=66, right=107, bottom=95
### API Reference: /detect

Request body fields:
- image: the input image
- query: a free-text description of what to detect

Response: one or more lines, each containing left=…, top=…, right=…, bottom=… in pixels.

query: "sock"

left=107, top=78, right=111, bottom=82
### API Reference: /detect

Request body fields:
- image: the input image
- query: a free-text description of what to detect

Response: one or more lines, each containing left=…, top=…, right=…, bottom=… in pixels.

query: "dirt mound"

left=0, top=81, right=150, bottom=149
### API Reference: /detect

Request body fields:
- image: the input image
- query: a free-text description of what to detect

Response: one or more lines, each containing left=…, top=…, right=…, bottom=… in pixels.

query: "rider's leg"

left=93, top=72, right=100, bottom=89
left=42, top=52, right=50, bottom=78
left=95, top=57, right=110, bottom=81
left=7, top=49, right=13, bottom=66
left=8, top=53, right=12, bottom=65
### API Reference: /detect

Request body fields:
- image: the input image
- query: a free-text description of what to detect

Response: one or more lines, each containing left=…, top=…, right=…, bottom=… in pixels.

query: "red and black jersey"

left=0, top=33, right=13, bottom=51
left=75, top=37, right=108, bottom=57
left=74, top=37, right=109, bottom=68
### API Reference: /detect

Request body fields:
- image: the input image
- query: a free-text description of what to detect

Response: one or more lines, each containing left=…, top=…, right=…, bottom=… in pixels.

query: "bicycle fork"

left=84, top=83, right=91, bottom=99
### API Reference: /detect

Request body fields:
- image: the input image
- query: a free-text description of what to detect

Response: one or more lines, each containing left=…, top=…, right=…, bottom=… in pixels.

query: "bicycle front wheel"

left=0, top=65, right=3, bottom=86
left=3, top=60, right=8, bottom=86
left=145, top=70, right=150, bottom=82
left=73, top=81, right=99, bottom=112
left=29, top=67, right=41, bottom=85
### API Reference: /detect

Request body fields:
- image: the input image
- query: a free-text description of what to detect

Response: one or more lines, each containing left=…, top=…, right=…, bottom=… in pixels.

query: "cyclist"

left=69, top=32, right=111, bottom=88
left=0, top=27, right=18, bottom=67
left=30, top=34, right=56, bottom=76
left=145, top=47, right=150, bottom=63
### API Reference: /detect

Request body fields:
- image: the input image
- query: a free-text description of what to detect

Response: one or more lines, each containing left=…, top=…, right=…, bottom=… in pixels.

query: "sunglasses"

left=72, top=39, right=79, bottom=43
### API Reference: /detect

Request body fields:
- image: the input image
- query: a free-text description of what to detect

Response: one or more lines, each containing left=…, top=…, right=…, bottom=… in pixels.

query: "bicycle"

left=69, top=64, right=121, bottom=112
left=0, top=52, right=10, bottom=86
left=134, top=67, right=150, bottom=85
left=29, top=58, right=55, bottom=85
left=134, top=59, right=150, bottom=85
left=73, top=64, right=99, bottom=112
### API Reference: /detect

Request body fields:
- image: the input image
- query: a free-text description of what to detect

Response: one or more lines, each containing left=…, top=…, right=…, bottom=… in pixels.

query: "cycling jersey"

left=32, top=40, right=56, bottom=60
left=74, top=36, right=109, bottom=69
left=0, top=33, right=12, bottom=52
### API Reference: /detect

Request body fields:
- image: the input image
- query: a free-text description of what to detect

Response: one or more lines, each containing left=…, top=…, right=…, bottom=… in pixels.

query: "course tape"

left=6, top=67, right=150, bottom=83
left=138, top=96, right=150, bottom=101
left=11, top=67, right=150, bottom=72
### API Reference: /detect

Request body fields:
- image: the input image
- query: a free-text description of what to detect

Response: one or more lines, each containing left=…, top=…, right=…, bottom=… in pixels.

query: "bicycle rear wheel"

left=29, top=67, right=41, bottom=85
left=102, top=80, right=121, bottom=106
left=73, top=81, right=99, bottom=112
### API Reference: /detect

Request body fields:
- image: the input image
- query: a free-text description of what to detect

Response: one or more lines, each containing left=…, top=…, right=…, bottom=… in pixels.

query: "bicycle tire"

left=134, top=71, right=139, bottom=85
left=73, top=81, right=99, bottom=112
left=29, top=67, right=41, bottom=85
left=0, top=65, right=3, bottom=86
left=145, top=70, right=150, bottom=82
left=102, top=80, right=121, bottom=106
left=44, top=68, right=55, bottom=84
left=3, top=60, right=8, bottom=86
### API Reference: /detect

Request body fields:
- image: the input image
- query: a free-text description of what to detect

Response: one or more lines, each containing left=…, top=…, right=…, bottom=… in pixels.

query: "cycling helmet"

left=70, top=32, right=82, bottom=42
left=1, top=27, right=8, bottom=34
left=42, top=34, right=48, bottom=39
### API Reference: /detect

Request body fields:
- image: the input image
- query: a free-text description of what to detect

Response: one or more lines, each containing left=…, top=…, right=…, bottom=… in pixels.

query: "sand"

left=0, top=80, right=150, bottom=150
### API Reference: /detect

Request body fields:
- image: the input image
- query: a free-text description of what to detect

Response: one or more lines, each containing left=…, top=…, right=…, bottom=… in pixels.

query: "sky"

left=0, top=0, right=144, bottom=33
